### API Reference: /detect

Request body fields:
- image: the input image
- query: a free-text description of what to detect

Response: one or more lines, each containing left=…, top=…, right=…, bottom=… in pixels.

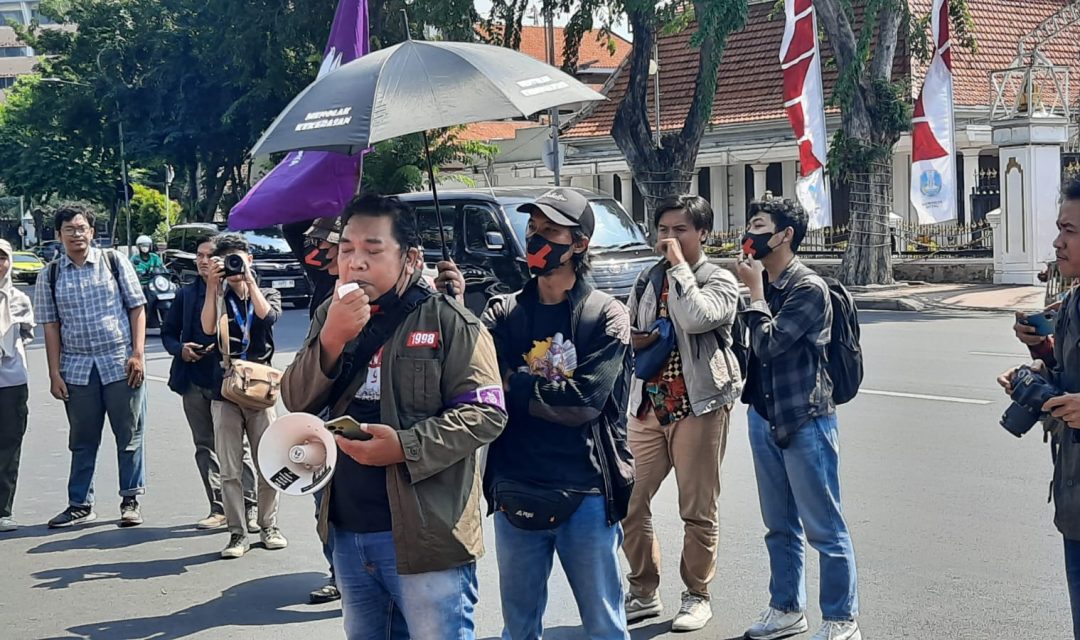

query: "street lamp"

left=40, top=76, right=133, bottom=255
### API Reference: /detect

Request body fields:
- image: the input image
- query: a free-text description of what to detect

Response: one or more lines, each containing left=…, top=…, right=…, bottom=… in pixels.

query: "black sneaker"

left=221, top=533, right=249, bottom=559
left=48, top=506, right=97, bottom=528
left=120, top=497, right=143, bottom=527
left=309, top=582, right=341, bottom=605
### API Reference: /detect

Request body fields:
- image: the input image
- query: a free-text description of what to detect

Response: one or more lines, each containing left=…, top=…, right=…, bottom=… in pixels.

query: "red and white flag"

left=911, top=0, right=957, bottom=223
left=781, top=0, right=832, bottom=229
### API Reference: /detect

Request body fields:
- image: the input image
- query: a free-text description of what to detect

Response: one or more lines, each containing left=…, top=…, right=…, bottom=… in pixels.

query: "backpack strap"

left=574, top=289, right=613, bottom=347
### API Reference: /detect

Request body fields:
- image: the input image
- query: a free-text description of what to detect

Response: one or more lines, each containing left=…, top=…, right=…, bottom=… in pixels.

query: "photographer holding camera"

left=200, top=233, right=284, bottom=560
left=998, top=177, right=1080, bottom=638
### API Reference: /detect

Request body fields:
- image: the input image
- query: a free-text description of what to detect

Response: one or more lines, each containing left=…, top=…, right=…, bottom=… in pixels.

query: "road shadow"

left=64, top=572, right=338, bottom=639
left=32, top=552, right=219, bottom=590
left=484, top=622, right=746, bottom=639
left=28, top=524, right=212, bottom=554
left=0, top=520, right=112, bottom=541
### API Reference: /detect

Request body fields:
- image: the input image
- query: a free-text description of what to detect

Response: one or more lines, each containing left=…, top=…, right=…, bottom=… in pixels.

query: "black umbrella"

left=250, top=38, right=605, bottom=267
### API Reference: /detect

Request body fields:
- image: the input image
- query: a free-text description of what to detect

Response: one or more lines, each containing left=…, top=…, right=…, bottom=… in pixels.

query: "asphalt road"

left=0, top=298, right=1072, bottom=640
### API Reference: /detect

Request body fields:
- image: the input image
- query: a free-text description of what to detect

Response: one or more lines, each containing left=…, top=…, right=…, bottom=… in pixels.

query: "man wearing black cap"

left=481, top=187, right=634, bottom=639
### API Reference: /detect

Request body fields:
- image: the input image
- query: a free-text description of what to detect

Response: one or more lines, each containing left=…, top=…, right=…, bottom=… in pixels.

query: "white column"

left=731, top=164, right=748, bottom=229
left=961, top=148, right=981, bottom=222
left=617, top=172, right=634, bottom=215
left=892, top=149, right=912, bottom=222
left=690, top=173, right=699, bottom=198
left=709, top=166, right=729, bottom=231
left=751, top=163, right=768, bottom=199
left=596, top=174, right=616, bottom=199
left=781, top=160, right=797, bottom=199
left=993, top=116, right=1069, bottom=285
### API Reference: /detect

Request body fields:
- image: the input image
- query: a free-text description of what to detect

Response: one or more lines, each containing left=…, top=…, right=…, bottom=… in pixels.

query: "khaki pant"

left=211, top=400, right=279, bottom=536
left=623, top=406, right=730, bottom=598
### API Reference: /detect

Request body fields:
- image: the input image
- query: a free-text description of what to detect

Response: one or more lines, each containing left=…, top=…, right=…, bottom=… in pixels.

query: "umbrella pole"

left=422, top=130, right=455, bottom=297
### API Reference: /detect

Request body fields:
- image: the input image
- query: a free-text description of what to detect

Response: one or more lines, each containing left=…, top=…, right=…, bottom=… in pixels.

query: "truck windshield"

left=242, top=228, right=292, bottom=259
left=508, top=198, right=647, bottom=249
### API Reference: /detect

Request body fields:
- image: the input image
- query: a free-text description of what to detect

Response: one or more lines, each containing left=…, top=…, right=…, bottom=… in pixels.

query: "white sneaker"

left=671, top=591, right=712, bottom=632
left=810, top=620, right=861, bottom=640
left=745, top=607, right=809, bottom=640
left=624, top=592, right=663, bottom=623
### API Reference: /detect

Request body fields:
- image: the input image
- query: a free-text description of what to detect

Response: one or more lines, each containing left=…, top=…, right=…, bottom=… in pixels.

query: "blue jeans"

left=65, top=367, right=146, bottom=506
left=332, top=528, right=478, bottom=640
left=747, top=407, right=858, bottom=621
left=1066, top=537, right=1080, bottom=639
left=494, top=494, right=628, bottom=640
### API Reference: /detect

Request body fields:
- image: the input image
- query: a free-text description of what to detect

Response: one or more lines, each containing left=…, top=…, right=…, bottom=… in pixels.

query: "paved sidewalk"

left=852, top=283, right=1047, bottom=312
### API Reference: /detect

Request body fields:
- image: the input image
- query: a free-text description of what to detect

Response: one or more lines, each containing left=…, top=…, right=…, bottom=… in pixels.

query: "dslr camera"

left=1001, top=365, right=1063, bottom=437
left=213, top=254, right=247, bottom=278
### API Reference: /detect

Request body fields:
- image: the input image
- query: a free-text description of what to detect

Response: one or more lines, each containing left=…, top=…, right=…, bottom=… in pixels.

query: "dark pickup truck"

left=397, top=186, right=656, bottom=315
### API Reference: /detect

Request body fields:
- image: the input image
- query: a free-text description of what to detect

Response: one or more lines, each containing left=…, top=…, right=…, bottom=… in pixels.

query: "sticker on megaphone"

left=258, top=412, right=339, bottom=496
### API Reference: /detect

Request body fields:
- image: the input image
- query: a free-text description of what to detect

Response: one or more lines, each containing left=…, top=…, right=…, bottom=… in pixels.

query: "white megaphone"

left=258, top=412, right=338, bottom=496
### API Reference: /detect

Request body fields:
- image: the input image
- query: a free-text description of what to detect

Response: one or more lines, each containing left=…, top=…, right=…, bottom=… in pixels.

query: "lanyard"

left=227, top=295, right=255, bottom=361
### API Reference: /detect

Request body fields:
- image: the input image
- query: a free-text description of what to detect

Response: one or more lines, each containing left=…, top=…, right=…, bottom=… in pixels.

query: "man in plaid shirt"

left=34, top=203, right=148, bottom=529
left=734, top=198, right=861, bottom=640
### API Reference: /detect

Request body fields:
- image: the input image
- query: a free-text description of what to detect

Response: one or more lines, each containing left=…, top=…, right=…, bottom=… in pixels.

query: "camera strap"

left=227, top=294, right=254, bottom=361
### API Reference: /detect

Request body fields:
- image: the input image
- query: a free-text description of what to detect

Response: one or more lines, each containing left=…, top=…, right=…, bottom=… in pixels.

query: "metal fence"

left=706, top=220, right=994, bottom=258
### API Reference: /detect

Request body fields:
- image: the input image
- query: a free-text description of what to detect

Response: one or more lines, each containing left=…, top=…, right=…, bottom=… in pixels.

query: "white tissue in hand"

left=338, top=282, right=360, bottom=299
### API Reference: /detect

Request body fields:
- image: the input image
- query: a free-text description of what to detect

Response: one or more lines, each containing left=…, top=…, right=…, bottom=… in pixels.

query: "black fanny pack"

left=493, top=479, right=584, bottom=531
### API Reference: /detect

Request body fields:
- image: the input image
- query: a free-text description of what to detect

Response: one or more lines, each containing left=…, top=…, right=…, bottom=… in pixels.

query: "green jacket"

left=131, top=252, right=164, bottom=283
left=281, top=280, right=507, bottom=575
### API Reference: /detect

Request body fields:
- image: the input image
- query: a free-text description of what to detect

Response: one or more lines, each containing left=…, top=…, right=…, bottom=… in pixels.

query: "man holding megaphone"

left=280, top=194, right=506, bottom=640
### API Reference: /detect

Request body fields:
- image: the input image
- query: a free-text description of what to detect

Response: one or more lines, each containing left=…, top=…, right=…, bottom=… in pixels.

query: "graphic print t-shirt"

left=496, top=300, right=603, bottom=492
left=329, top=347, right=393, bottom=534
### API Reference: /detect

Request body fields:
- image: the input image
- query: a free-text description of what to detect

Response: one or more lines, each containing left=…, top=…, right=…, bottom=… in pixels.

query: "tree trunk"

left=840, top=153, right=894, bottom=285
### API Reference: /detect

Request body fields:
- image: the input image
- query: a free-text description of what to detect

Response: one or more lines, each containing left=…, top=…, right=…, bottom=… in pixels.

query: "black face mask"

left=303, top=241, right=335, bottom=270
left=370, top=256, right=410, bottom=313
left=741, top=231, right=778, bottom=260
left=526, top=234, right=573, bottom=277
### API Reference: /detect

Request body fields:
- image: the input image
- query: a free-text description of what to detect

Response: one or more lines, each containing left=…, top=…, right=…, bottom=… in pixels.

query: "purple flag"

left=228, top=0, right=368, bottom=230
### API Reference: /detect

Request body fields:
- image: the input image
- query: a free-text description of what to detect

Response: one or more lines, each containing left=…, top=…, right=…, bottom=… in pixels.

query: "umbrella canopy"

left=250, top=39, right=605, bottom=157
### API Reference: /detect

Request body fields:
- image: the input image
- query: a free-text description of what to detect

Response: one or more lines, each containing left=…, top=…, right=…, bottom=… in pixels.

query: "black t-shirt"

left=328, top=346, right=394, bottom=534
left=494, top=300, right=603, bottom=492
left=222, top=289, right=275, bottom=365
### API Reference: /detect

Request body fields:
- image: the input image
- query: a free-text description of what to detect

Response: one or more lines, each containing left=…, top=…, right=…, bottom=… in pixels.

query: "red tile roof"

left=566, top=0, right=1080, bottom=139
left=480, top=24, right=631, bottom=71
left=935, top=0, right=1080, bottom=108
left=456, top=120, right=541, bottom=142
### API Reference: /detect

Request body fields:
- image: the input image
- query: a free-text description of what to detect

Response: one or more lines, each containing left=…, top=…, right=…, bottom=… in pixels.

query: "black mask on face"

left=369, top=254, right=411, bottom=313
left=741, top=231, right=779, bottom=260
left=526, top=234, right=573, bottom=276
left=303, top=243, right=335, bottom=271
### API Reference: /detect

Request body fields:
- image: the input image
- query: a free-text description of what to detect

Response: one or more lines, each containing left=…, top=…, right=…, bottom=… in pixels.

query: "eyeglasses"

left=61, top=226, right=91, bottom=237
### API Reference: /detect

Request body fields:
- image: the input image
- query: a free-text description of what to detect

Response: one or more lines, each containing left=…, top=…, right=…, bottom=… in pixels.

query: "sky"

left=472, top=1, right=632, bottom=39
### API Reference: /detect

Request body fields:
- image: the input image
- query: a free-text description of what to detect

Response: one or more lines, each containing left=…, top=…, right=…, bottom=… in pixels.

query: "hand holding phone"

left=324, top=416, right=374, bottom=441
left=1023, top=310, right=1057, bottom=337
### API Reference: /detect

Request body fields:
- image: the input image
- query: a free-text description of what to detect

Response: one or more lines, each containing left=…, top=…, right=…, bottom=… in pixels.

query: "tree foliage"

left=361, top=129, right=499, bottom=194
left=18, top=0, right=338, bottom=221
left=0, top=76, right=116, bottom=206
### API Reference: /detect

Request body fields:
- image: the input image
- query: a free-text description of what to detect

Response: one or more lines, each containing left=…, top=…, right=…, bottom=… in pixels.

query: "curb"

left=853, top=297, right=926, bottom=312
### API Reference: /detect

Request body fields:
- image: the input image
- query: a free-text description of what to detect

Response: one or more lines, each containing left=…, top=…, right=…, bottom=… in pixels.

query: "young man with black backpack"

left=482, top=187, right=634, bottom=639
left=734, top=197, right=862, bottom=640
left=622, top=195, right=742, bottom=632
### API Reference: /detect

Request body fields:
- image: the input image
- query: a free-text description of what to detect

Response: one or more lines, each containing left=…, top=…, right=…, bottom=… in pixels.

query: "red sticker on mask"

left=406, top=331, right=439, bottom=348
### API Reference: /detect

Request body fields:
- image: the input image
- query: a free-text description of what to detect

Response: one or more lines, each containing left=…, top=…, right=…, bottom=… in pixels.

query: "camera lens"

left=224, top=254, right=246, bottom=276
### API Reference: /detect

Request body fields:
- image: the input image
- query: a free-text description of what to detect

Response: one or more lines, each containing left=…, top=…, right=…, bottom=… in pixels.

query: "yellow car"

left=10, top=251, right=45, bottom=284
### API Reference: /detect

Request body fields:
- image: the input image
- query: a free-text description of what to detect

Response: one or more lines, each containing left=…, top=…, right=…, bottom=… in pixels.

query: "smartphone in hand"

left=324, top=416, right=374, bottom=441
left=1024, top=310, right=1058, bottom=337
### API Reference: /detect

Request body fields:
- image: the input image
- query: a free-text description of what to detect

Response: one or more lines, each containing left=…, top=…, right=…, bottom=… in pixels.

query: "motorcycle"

left=143, top=266, right=178, bottom=330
